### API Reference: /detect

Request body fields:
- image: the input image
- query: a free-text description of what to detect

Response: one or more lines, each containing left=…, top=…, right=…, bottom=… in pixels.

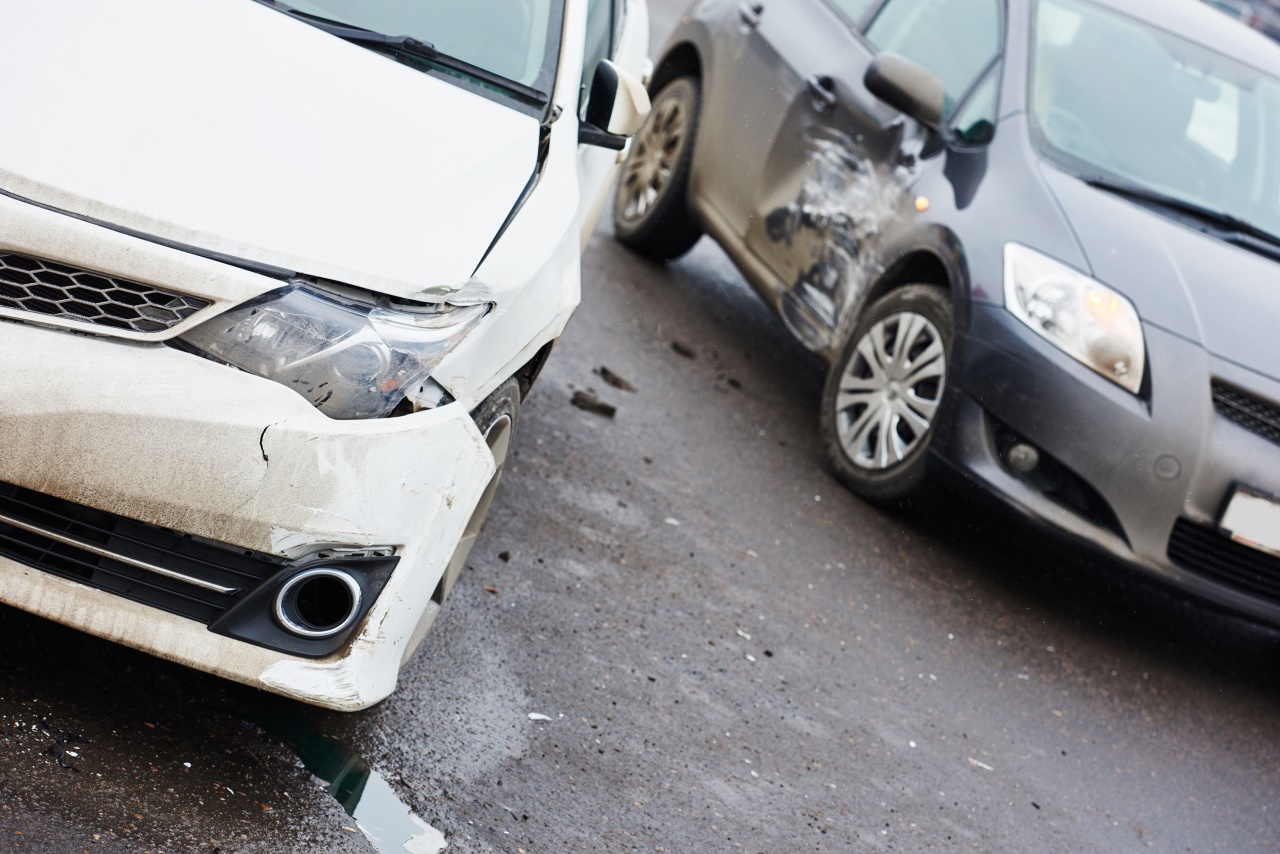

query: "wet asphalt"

left=3, top=2, right=1280, bottom=851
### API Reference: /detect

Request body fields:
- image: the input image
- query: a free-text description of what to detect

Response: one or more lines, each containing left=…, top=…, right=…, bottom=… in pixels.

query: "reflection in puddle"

left=241, top=692, right=446, bottom=853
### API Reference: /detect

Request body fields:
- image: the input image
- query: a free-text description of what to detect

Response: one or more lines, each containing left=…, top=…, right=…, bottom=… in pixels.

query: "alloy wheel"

left=618, top=87, right=691, bottom=224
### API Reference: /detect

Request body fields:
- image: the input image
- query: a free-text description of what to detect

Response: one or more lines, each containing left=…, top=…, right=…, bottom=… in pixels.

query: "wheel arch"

left=649, top=42, right=703, bottom=94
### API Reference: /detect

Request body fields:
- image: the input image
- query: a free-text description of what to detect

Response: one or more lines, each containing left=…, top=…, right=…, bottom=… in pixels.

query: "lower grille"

left=1168, top=517, right=1280, bottom=604
left=0, top=252, right=209, bottom=334
left=0, top=481, right=284, bottom=624
left=1213, top=381, right=1280, bottom=447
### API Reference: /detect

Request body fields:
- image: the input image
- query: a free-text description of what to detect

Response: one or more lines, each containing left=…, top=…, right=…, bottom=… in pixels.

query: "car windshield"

left=1032, top=0, right=1280, bottom=237
left=272, top=0, right=562, bottom=90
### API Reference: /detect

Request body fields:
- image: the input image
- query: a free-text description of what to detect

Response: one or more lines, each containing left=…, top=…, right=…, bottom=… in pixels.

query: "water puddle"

left=239, top=691, right=446, bottom=853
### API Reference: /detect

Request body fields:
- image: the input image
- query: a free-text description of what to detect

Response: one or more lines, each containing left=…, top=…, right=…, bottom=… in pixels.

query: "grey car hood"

left=1042, top=165, right=1280, bottom=383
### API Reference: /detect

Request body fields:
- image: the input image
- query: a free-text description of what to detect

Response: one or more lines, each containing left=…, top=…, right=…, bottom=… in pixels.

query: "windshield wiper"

left=1085, top=176, right=1280, bottom=259
left=253, top=0, right=548, bottom=107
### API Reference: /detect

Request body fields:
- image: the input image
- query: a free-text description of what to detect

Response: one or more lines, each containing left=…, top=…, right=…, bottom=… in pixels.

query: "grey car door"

left=745, top=0, right=1003, bottom=350
left=694, top=0, right=882, bottom=241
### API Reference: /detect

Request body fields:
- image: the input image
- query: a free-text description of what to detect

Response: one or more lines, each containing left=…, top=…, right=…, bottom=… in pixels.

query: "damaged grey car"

left=615, top=0, right=1280, bottom=625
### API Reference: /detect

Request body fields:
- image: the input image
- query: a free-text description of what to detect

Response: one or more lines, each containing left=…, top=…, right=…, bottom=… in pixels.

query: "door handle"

left=806, top=75, right=837, bottom=112
left=738, top=3, right=763, bottom=28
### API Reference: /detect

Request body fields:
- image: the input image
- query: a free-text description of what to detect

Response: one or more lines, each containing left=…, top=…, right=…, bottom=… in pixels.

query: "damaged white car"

left=0, top=0, right=648, bottom=709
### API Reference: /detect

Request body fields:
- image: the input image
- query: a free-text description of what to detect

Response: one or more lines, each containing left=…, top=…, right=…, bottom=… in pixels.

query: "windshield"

left=275, top=0, right=562, bottom=91
left=1032, top=0, right=1280, bottom=237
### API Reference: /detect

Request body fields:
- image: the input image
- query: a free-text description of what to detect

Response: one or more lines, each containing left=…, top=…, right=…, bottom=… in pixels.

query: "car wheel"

left=820, top=285, right=952, bottom=505
left=400, top=378, right=520, bottom=670
left=612, top=76, right=703, bottom=260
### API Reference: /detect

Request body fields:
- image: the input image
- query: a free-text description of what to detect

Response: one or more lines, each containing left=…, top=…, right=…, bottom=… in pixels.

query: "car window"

left=580, top=0, right=615, bottom=117
left=865, top=0, right=1002, bottom=116
left=825, top=0, right=881, bottom=26
left=950, top=65, right=999, bottom=144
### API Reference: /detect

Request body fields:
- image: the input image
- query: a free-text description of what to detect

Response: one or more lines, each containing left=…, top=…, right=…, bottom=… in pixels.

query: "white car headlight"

left=1004, top=244, right=1146, bottom=394
left=180, top=282, right=489, bottom=419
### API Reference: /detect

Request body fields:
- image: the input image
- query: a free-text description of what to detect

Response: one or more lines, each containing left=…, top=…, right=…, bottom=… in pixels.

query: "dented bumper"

left=0, top=319, right=495, bottom=709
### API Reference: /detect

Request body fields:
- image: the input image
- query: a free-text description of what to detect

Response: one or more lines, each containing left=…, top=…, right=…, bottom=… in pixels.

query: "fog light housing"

left=274, top=568, right=363, bottom=639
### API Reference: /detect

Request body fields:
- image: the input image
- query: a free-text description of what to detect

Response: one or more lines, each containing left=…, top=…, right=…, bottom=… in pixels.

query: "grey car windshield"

left=273, top=0, right=562, bottom=89
left=1033, top=0, right=1280, bottom=237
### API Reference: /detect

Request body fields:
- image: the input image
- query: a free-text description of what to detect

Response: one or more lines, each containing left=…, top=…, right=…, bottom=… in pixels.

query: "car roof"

left=1037, top=0, right=1280, bottom=77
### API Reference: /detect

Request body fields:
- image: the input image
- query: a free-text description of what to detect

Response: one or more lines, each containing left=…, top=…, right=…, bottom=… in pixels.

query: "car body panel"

left=0, top=0, right=538, bottom=300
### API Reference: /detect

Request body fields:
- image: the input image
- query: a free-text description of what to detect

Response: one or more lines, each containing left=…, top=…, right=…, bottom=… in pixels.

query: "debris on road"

left=498, top=551, right=511, bottom=562
left=596, top=366, right=637, bottom=392
left=664, top=518, right=681, bottom=526
left=736, top=629, right=752, bottom=640
left=527, top=713, right=552, bottom=722
left=968, top=758, right=994, bottom=771
left=571, top=391, right=616, bottom=418
left=483, top=585, right=500, bottom=596
left=671, top=339, right=696, bottom=359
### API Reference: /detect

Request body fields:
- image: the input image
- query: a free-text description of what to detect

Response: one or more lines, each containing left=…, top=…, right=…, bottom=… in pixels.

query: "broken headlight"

left=1004, top=244, right=1146, bottom=394
left=179, top=282, right=489, bottom=419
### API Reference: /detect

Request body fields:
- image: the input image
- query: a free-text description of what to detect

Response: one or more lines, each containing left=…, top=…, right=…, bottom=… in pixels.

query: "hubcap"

left=834, top=311, right=946, bottom=471
left=618, top=87, right=690, bottom=223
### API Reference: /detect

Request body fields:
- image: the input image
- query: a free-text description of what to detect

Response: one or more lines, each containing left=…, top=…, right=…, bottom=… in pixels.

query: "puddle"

left=239, top=691, right=446, bottom=853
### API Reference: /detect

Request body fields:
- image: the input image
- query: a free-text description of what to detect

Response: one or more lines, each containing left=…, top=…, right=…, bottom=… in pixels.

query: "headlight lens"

left=1004, top=244, right=1145, bottom=394
left=180, top=283, right=489, bottom=419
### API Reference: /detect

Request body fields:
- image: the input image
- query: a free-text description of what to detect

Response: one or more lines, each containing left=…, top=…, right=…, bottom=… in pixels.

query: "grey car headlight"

left=1004, top=244, right=1146, bottom=394
left=180, top=282, right=489, bottom=419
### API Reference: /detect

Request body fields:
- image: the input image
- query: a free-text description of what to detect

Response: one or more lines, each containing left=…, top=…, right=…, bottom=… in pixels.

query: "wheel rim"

left=834, top=311, right=946, bottom=471
left=618, top=85, right=691, bottom=224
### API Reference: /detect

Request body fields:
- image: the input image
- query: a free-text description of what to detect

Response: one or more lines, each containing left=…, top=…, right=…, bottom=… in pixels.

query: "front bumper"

left=0, top=318, right=495, bottom=709
left=946, top=301, right=1280, bottom=625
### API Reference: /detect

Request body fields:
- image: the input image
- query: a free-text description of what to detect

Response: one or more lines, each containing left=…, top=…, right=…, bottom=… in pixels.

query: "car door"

left=744, top=0, right=1003, bottom=350
left=578, top=0, right=650, bottom=246
left=695, top=0, right=883, bottom=240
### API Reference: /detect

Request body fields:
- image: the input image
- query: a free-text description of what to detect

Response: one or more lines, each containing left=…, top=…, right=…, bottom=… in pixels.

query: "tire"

left=612, top=76, right=704, bottom=260
left=820, top=285, right=953, bottom=506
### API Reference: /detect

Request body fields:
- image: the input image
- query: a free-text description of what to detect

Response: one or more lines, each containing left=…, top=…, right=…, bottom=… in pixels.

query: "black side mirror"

left=864, top=53, right=945, bottom=128
left=579, top=59, right=651, bottom=150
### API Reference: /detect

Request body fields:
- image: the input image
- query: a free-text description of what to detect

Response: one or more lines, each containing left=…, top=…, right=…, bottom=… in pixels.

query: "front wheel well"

left=865, top=251, right=952, bottom=306
left=649, top=43, right=702, bottom=94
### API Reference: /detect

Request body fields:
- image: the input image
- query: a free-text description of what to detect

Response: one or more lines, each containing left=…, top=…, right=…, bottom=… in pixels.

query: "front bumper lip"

left=947, top=301, right=1280, bottom=625
left=0, top=318, right=495, bottom=709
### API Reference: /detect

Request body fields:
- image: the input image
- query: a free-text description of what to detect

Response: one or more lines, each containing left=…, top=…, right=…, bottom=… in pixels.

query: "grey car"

left=613, top=0, right=1280, bottom=624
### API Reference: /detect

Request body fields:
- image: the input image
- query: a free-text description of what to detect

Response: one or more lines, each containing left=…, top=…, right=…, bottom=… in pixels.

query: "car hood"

left=1042, top=165, right=1280, bottom=383
left=0, top=0, right=539, bottom=299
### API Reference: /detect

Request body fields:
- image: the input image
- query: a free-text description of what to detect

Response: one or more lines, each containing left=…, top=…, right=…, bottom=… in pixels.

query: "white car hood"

left=0, top=0, right=539, bottom=298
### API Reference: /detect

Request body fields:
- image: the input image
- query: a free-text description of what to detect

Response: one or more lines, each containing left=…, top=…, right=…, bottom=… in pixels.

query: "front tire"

left=612, top=76, right=703, bottom=260
left=820, top=285, right=953, bottom=505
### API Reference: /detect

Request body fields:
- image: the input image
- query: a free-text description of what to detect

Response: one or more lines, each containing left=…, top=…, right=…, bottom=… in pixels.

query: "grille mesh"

left=1213, top=381, right=1280, bottom=446
left=0, top=252, right=209, bottom=333
left=1168, top=518, right=1280, bottom=604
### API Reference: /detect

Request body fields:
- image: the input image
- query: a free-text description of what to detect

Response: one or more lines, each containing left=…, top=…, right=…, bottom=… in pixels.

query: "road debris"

left=671, top=339, right=696, bottom=359
left=483, top=585, right=500, bottom=596
left=664, top=518, right=681, bottom=526
left=570, top=391, right=616, bottom=418
left=498, top=551, right=511, bottom=562
left=527, top=713, right=552, bottom=722
left=968, top=758, right=994, bottom=771
left=736, top=629, right=752, bottom=640
left=596, top=366, right=637, bottom=392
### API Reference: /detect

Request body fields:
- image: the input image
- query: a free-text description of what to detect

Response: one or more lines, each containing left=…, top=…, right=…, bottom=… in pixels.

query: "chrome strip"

left=0, top=510, right=239, bottom=595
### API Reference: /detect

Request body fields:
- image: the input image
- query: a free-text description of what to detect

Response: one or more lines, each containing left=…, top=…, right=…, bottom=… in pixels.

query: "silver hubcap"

left=618, top=87, right=689, bottom=223
left=834, top=311, right=946, bottom=471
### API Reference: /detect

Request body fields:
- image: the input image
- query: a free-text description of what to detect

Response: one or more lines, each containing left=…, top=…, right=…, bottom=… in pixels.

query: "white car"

left=0, top=0, right=648, bottom=710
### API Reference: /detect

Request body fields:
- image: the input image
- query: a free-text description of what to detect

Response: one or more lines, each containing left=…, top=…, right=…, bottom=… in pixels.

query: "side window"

left=866, top=0, right=1001, bottom=117
left=580, top=0, right=614, bottom=118
left=950, top=67, right=999, bottom=144
left=825, top=0, right=881, bottom=25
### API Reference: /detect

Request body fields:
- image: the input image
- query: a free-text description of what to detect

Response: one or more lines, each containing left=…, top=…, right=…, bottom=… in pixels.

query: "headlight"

left=1004, top=244, right=1145, bottom=394
left=179, top=282, right=489, bottom=419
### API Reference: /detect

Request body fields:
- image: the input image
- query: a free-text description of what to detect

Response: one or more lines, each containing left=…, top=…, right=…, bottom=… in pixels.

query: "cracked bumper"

left=0, top=319, right=495, bottom=709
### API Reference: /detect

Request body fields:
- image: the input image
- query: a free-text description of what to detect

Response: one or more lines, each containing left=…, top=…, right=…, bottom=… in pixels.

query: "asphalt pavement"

left=1, top=2, right=1278, bottom=851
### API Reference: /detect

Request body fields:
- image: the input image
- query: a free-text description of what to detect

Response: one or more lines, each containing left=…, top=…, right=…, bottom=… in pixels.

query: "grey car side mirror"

left=864, top=53, right=945, bottom=128
left=580, top=59, right=652, bottom=150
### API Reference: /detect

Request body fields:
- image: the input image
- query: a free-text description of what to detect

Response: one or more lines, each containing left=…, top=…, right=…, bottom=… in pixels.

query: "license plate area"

left=1220, top=487, right=1280, bottom=560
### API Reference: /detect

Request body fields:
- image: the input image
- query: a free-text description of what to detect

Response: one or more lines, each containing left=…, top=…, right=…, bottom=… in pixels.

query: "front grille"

left=1213, top=381, right=1280, bottom=447
left=0, top=252, right=209, bottom=334
left=0, top=481, right=284, bottom=624
left=1168, top=518, right=1280, bottom=604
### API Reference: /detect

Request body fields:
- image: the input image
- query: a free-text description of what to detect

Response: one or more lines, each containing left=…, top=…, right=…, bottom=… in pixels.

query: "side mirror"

left=579, top=59, right=652, bottom=150
left=864, top=53, right=945, bottom=128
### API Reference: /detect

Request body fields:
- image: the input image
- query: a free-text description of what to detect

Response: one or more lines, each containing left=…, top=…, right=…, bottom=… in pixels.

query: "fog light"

left=274, top=568, right=363, bottom=639
left=1006, top=442, right=1040, bottom=474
